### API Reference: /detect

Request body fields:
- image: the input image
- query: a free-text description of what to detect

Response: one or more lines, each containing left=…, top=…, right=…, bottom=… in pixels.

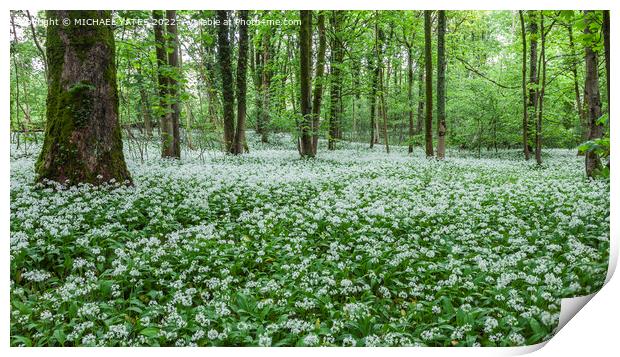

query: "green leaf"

left=140, top=327, right=160, bottom=338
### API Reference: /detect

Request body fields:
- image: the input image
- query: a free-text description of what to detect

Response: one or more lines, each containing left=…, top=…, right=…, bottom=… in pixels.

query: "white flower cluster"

left=10, top=137, right=609, bottom=347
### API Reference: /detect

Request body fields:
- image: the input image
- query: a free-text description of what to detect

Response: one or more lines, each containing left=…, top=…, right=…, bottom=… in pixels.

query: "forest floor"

left=10, top=134, right=610, bottom=347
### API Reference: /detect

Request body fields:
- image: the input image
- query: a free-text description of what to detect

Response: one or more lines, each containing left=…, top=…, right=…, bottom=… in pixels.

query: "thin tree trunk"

left=233, top=10, right=249, bottom=155
left=519, top=11, right=530, bottom=160
left=165, top=10, right=181, bottom=158
left=424, top=10, right=434, bottom=157
left=602, top=10, right=610, bottom=112
left=376, top=13, right=389, bottom=153
left=26, top=10, right=48, bottom=80
left=328, top=11, right=344, bottom=151
left=407, top=46, right=414, bottom=153
left=311, top=11, right=326, bottom=154
left=299, top=10, right=314, bottom=157
left=369, top=53, right=378, bottom=148
left=436, top=10, right=447, bottom=159
left=567, top=22, right=586, bottom=141
left=584, top=10, right=604, bottom=177
left=535, top=12, right=545, bottom=165
left=416, top=61, right=425, bottom=135
left=527, top=10, right=538, bottom=160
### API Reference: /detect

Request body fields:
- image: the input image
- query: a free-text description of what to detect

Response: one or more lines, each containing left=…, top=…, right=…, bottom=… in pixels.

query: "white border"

left=3, top=1, right=618, bottom=356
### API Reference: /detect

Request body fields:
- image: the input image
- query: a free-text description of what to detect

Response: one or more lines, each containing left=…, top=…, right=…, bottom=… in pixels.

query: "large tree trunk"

left=298, top=10, right=314, bottom=157
left=233, top=10, right=249, bottom=155
left=311, top=11, right=326, bottom=155
left=36, top=10, right=131, bottom=185
left=165, top=10, right=181, bottom=158
left=424, top=10, right=434, bottom=158
left=527, top=11, right=538, bottom=160
left=584, top=10, right=604, bottom=177
left=436, top=10, right=447, bottom=159
left=519, top=11, right=530, bottom=160
left=217, top=10, right=236, bottom=153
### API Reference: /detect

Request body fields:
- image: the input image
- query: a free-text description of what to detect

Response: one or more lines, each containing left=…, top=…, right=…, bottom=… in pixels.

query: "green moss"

left=35, top=11, right=131, bottom=186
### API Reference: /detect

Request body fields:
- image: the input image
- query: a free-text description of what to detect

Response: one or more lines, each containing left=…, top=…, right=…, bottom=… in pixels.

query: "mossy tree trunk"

left=584, top=10, right=604, bottom=177
left=36, top=10, right=131, bottom=185
left=232, top=10, right=249, bottom=155
left=217, top=10, right=236, bottom=153
left=165, top=10, right=181, bottom=158
left=298, top=10, right=314, bottom=158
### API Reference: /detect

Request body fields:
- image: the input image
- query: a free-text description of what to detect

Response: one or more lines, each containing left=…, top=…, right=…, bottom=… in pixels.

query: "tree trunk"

left=375, top=14, right=389, bottom=154
left=602, top=10, right=610, bottom=112
left=233, top=10, right=249, bottom=155
left=436, top=10, right=447, bottom=160
left=165, top=10, right=181, bottom=158
left=416, top=62, right=425, bottom=135
left=36, top=10, right=131, bottom=185
left=567, top=22, right=587, bottom=141
left=369, top=53, right=378, bottom=148
left=311, top=11, right=326, bottom=154
left=328, top=11, right=343, bottom=151
left=527, top=11, right=538, bottom=160
left=217, top=10, right=236, bottom=153
left=584, top=10, right=604, bottom=177
left=519, top=11, right=530, bottom=160
left=407, top=46, right=414, bottom=153
left=535, top=12, right=545, bottom=165
left=26, top=10, right=48, bottom=81
left=299, top=10, right=314, bottom=157
left=424, top=10, right=434, bottom=158
left=153, top=11, right=170, bottom=155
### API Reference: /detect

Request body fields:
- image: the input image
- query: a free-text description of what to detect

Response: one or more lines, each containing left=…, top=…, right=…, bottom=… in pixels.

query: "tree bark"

left=584, top=10, right=604, bottom=177
left=519, top=11, right=530, bottom=160
left=602, top=10, right=610, bottom=112
left=527, top=10, right=538, bottom=160
left=233, top=10, right=249, bottom=155
left=311, top=11, right=326, bottom=154
left=328, top=11, right=343, bottom=151
left=217, top=10, right=236, bottom=153
left=416, top=61, right=425, bottom=135
left=424, top=10, right=434, bottom=157
left=436, top=10, right=447, bottom=159
left=567, top=22, right=587, bottom=141
left=36, top=10, right=131, bottom=185
left=369, top=53, right=378, bottom=148
left=375, top=14, right=389, bottom=154
left=535, top=12, right=545, bottom=165
left=165, top=10, right=181, bottom=158
left=407, top=46, right=414, bottom=153
left=26, top=10, right=48, bottom=80
left=299, top=10, right=314, bottom=157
